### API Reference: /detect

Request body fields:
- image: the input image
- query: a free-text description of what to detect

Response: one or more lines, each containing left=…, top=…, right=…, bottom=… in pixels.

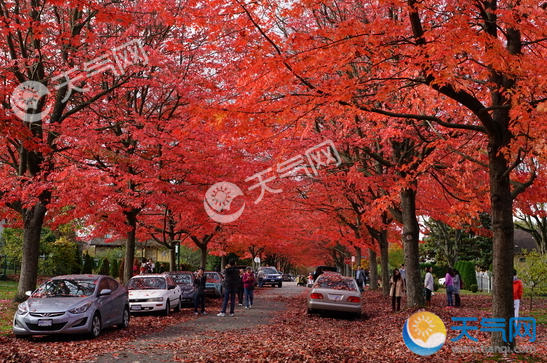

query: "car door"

left=166, top=276, right=179, bottom=308
left=106, top=278, right=125, bottom=326
left=97, top=277, right=117, bottom=326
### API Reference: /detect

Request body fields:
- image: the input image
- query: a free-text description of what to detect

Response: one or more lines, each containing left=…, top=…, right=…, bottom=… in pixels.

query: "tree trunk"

left=401, top=187, right=424, bottom=307
left=354, top=246, right=361, bottom=275
left=170, top=247, right=176, bottom=271
left=201, top=246, right=208, bottom=270
left=14, top=202, right=47, bottom=302
left=379, top=231, right=390, bottom=296
left=123, top=210, right=138, bottom=283
left=368, top=248, right=378, bottom=289
left=489, top=147, right=514, bottom=349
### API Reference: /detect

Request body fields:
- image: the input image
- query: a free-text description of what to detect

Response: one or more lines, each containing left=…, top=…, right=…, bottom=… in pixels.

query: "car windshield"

left=315, top=275, right=357, bottom=291
left=205, top=273, right=220, bottom=282
left=127, top=277, right=167, bottom=290
left=32, top=279, right=97, bottom=298
left=171, top=274, right=192, bottom=284
left=262, top=268, right=278, bottom=274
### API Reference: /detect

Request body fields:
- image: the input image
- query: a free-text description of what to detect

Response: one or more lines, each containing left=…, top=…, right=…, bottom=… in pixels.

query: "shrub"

left=39, top=238, right=81, bottom=276
left=82, top=252, right=94, bottom=274
left=470, top=284, right=478, bottom=293
left=98, top=257, right=110, bottom=276
left=110, top=258, right=119, bottom=279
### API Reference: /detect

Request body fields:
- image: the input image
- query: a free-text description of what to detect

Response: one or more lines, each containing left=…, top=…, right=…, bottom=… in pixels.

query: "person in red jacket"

left=513, top=269, right=524, bottom=322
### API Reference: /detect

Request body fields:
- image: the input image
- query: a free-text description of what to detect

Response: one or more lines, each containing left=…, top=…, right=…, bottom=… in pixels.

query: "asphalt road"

left=91, top=282, right=302, bottom=363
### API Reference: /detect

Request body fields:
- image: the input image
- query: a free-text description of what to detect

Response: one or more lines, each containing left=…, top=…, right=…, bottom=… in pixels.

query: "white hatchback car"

left=126, top=274, right=182, bottom=316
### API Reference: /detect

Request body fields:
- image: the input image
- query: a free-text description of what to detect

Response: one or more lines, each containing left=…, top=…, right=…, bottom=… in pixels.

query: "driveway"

left=91, top=282, right=302, bottom=362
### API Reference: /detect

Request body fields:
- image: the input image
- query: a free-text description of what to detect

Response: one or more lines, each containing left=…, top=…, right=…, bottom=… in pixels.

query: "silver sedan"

left=13, top=274, right=130, bottom=339
left=307, top=272, right=362, bottom=318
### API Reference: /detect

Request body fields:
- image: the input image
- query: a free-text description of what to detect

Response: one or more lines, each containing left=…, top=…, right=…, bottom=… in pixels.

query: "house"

left=85, top=237, right=171, bottom=263
left=514, top=229, right=538, bottom=264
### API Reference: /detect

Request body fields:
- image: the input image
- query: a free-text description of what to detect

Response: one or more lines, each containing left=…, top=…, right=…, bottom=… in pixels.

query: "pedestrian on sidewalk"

left=453, top=269, right=463, bottom=307
left=513, top=269, right=524, bottom=322
left=355, top=266, right=365, bottom=293
left=389, top=268, right=405, bottom=312
left=257, top=268, right=265, bottom=288
left=194, top=267, right=207, bottom=315
left=424, top=266, right=434, bottom=308
left=444, top=267, right=455, bottom=308
left=218, top=259, right=240, bottom=317
left=242, top=267, right=256, bottom=309
left=237, top=269, right=245, bottom=306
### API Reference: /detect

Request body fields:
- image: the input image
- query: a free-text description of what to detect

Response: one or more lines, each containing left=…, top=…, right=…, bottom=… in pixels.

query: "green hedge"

left=454, top=260, right=477, bottom=290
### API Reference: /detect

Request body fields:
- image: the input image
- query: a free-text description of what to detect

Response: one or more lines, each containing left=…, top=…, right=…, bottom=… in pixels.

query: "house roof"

left=88, top=237, right=166, bottom=248
left=514, top=229, right=538, bottom=254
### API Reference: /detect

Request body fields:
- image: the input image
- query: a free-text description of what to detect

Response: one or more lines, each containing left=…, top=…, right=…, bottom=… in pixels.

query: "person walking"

left=193, top=267, right=207, bottom=315
left=242, top=267, right=256, bottom=309
left=312, top=266, right=324, bottom=282
left=444, top=267, right=455, bottom=308
left=424, top=266, right=434, bottom=308
left=218, top=259, right=240, bottom=317
left=257, top=268, right=265, bottom=288
left=237, top=269, right=244, bottom=306
left=389, top=268, right=405, bottom=312
left=453, top=269, right=463, bottom=307
left=355, top=266, right=365, bottom=293
left=513, top=269, right=524, bottom=322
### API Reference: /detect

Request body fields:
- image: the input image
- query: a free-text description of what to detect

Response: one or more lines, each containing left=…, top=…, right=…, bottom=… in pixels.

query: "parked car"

left=13, top=274, right=130, bottom=339
left=307, top=272, right=362, bottom=318
left=204, top=271, right=224, bottom=298
left=126, top=274, right=182, bottom=316
left=165, top=271, right=196, bottom=305
left=260, top=266, right=283, bottom=287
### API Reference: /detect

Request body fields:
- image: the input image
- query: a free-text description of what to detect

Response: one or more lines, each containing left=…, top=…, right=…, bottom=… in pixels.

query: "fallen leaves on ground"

left=0, top=290, right=545, bottom=363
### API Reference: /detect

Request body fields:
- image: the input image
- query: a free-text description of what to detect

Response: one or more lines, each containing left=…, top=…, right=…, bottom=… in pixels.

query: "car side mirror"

left=99, top=289, right=112, bottom=296
left=25, top=291, right=32, bottom=297
left=168, top=285, right=176, bottom=290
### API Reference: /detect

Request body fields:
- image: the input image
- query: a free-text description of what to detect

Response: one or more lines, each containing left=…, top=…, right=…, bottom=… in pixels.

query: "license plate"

left=131, top=305, right=142, bottom=310
left=38, top=319, right=52, bottom=327
left=328, top=294, right=343, bottom=301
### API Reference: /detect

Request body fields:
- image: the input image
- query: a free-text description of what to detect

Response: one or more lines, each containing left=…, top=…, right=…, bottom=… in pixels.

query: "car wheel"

left=278, top=282, right=283, bottom=288
left=118, top=306, right=130, bottom=329
left=88, top=312, right=102, bottom=339
left=174, top=298, right=182, bottom=313
left=163, top=300, right=170, bottom=316
left=307, top=308, right=314, bottom=315
left=14, top=335, right=27, bottom=339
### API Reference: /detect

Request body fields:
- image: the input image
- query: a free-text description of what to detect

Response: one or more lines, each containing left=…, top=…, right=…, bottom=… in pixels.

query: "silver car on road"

left=13, top=274, right=130, bottom=339
left=307, top=272, right=362, bottom=318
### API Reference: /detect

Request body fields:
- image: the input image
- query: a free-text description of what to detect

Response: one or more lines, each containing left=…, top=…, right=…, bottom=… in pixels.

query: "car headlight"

left=68, top=301, right=93, bottom=314
left=17, top=303, right=28, bottom=315
left=147, top=297, right=163, bottom=302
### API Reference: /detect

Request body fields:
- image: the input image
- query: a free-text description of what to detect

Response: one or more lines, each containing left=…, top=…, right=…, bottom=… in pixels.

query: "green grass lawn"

left=0, top=281, right=18, bottom=336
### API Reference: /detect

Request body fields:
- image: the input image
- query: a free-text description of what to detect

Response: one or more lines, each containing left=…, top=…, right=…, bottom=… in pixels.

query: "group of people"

left=131, top=258, right=156, bottom=275
left=217, top=259, right=256, bottom=317
left=193, top=261, right=264, bottom=317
